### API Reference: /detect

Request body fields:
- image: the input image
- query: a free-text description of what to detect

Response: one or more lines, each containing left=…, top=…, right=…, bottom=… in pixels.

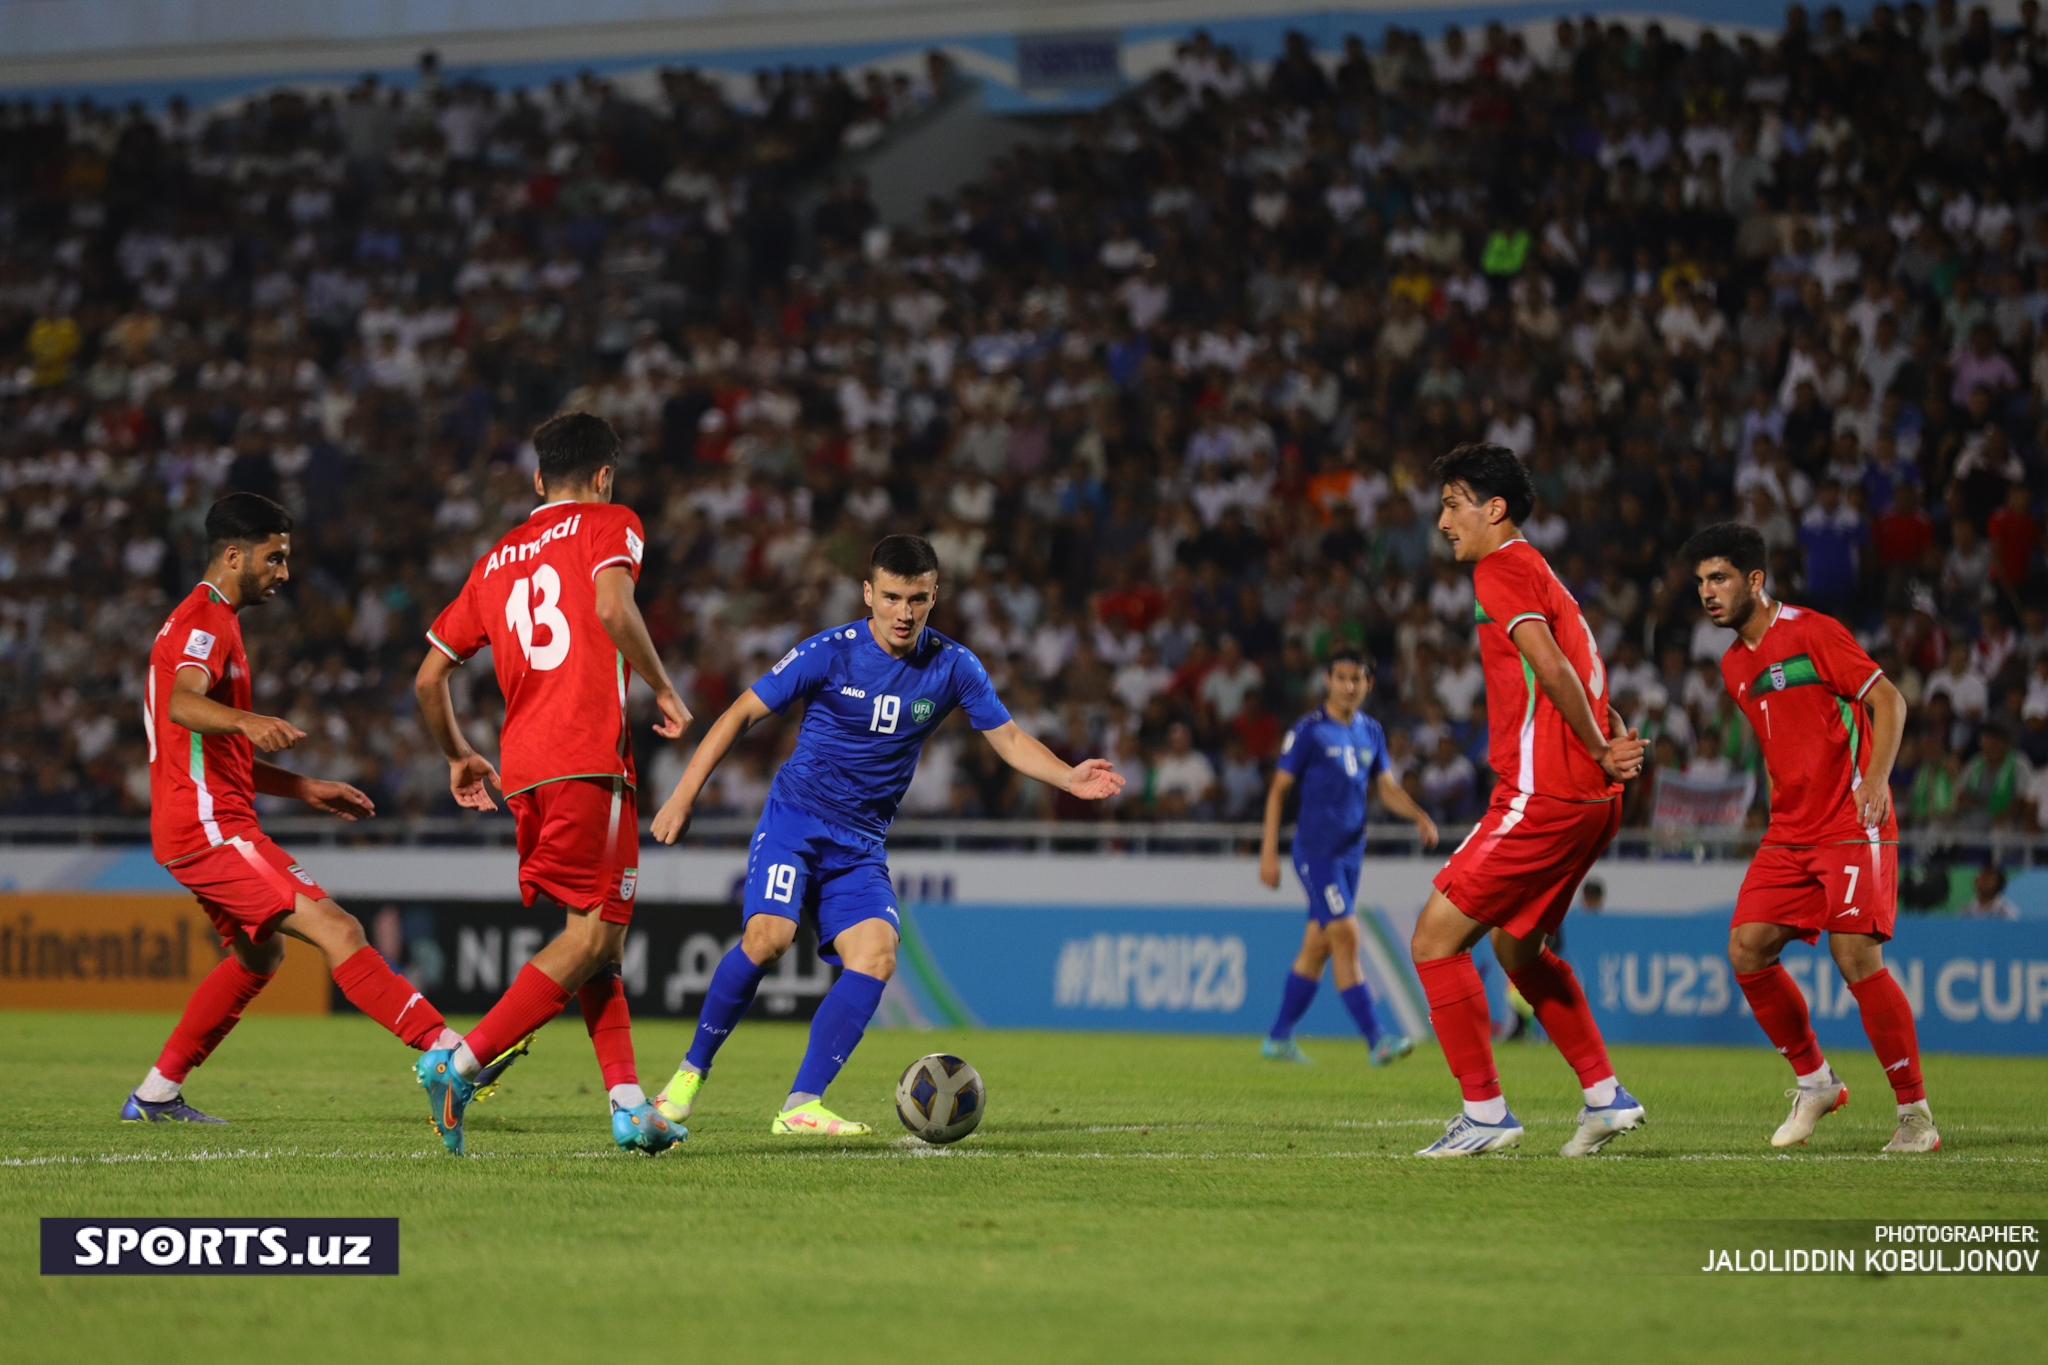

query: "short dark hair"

left=205, top=492, right=292, bottom=557
left=1678, top=521, right=1768, bottom=577
left=533, top=411, right=620, bottom=490
left=1433, top=442, right=1534, bottom=525
left=1325, top=647, right=1368, bottom=671
left=869, top=534, right=941, bottom=580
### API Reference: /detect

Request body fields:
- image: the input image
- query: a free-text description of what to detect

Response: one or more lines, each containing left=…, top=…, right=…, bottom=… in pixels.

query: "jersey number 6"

left=505, top=565, right=572, bottom=671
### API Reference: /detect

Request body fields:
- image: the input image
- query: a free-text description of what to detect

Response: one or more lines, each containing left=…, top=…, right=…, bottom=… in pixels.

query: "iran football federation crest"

left=1769, top=663, right=1787, bottom=690
left=910, top=698, right=935, bottom=724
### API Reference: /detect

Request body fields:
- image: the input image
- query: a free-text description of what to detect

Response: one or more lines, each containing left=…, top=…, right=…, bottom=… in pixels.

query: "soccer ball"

left=894, top=1054, right=984, bottom=1144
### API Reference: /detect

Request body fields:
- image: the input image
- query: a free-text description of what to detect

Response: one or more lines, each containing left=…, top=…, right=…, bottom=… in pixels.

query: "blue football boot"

left=416, top=1048, right=475, bottom=1155
left=611, top=1100, right=687, bottom=1155
left=119, top=1092, right=227, bottom=1123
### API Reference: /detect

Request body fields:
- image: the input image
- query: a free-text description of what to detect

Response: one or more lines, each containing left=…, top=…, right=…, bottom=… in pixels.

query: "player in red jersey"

left=413, top=412, right=691, bottom=1155
left=1683, top=522, right=1936, bottom=1153
left=1410, top=444, right=1649, bottom=1157
left=122, top=493, right=466, bottom=1124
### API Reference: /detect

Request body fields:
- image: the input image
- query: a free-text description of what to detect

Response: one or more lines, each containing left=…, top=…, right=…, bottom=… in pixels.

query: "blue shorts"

left=1294, top=850, right=1362, bottom=925
left=744, top=797, right=900, bottom=963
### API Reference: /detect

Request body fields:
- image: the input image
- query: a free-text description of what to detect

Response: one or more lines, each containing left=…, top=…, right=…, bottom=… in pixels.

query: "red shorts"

left=1433, top=793, right=1621, bottom=940
left=1733, top=841, right=1898, bottom=943
left=508, top=776, right=640, bottom=924
left=168, top=833, right=327, bottom=945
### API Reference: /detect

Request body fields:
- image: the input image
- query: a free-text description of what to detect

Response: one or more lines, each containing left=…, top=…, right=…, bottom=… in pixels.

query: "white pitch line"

left=7, top=1147, right=2042, bottom=1168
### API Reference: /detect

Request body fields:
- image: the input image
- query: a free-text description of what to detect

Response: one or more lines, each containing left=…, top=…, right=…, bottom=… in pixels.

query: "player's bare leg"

left=1263, top=922, right=1330, bottom=1063
left=1490, top=924, right=1643, bottom=1155
left=1330, top=917, right=1413, bottom=1065
left=124, top=928, right=286, bottom=1123
left=1409, top=890, right=1524, bottom=1155
left=774, top=916, right=895, bottom=1136
left=1731, top=922, right=1849, bottom=1146
left=1829, top=931, right=1937, bottom=1153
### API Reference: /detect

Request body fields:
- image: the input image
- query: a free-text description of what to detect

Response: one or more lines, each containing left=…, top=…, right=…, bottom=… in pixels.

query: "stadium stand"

left=4, top=6, right=2048, bottom=843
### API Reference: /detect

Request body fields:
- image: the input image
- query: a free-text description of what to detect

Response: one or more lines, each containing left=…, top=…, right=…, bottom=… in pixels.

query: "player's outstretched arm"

left=1855, top=677, right=1908, bottom=828
left=1258, top=770, right=1295, bottom=888
left=980, top=721, right=1126, bottom=799
left=651, top=689, right=774, bottom=844
left=253, top=759, right=375, bottom=820
left=166, top=665, right=303, bottom=752
left=1507, top=618, right=1644, bottom=782
left=413, top=646, right=500, bottom=811
left=594, top=566, right=692, bottom=738
left=1373, top=769, right=1440, bottom=849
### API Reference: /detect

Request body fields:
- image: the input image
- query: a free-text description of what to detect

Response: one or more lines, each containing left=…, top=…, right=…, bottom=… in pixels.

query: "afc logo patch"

left=183, top=629, right=216, bottom=661
left=772, top=648, right=798, bottom=675
left=625, top=528, right=644, bottom=564
left=618, top=868, right=638, bottom=901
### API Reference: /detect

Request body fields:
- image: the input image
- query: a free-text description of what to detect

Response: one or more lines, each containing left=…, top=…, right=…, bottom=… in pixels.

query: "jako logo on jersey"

left=482, top=515, right=584, bottom=577
left=772, top=647, right=798, bottom=674
left=183, top=629, right=215, bottom=661
left=911, top=698, right=935, bottom=724
left=840, top=686, right=868, bottom=698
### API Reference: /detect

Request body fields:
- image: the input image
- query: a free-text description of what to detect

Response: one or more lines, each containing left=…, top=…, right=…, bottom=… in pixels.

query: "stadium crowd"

left=8, top=6, right=2048, bottom=844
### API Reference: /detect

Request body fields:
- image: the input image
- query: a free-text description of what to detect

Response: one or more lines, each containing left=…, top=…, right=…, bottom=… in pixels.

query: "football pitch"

left=2, top=1011, right=2041, bottom=1365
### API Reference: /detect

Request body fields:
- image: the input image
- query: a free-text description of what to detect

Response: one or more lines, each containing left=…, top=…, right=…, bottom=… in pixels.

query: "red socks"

left=1850, top=968, right=1926, bottom=1104
left=466, top=963, right=572, bottom=1067
left=1735, top=963, right=1826, bottom=1076
left=333, top=946, right=448, bottom=1050
left=1416, top=953, right=1500, bottom=1101
left=1506, top=948, right=1615, bottom=1088
left=578, top=968, right=638, bottom=1090
left=156, top=957, right=272, bottom=1082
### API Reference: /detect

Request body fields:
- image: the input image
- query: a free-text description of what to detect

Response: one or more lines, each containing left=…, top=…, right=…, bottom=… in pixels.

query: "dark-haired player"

left=1682, top=522, right=1935, bottom=1152
left=125, top=493, right=467, bottom=1122
left=1257, top=648, right=1436, bottom=1065
left=413, top=412, right=691, bottom=1155
left=1412, top=444, right=1648, bottom=1157
left=647, top=535, right=1125, bottom=1135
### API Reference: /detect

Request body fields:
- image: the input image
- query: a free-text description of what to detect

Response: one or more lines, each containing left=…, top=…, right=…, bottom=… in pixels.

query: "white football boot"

left=1882, top=1101, right=1941, bottom=1153
left=1770, top=1069, right=1848, bottom=1147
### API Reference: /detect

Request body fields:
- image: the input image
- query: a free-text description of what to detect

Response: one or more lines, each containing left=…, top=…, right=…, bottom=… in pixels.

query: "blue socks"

left=1268, top=971, right=1319, bottom=1042
left=790, top=969, right=887, bottom=1099
left=1340, top=982, right=1383, bottom=1046
left=684, top=944, right=766, bottom=1073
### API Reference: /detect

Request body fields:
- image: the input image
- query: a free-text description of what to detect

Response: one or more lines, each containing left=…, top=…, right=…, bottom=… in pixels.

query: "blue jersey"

left=1277, top=707, right=1389, bottom=858
left=749, top=621, right=1011, bottom=839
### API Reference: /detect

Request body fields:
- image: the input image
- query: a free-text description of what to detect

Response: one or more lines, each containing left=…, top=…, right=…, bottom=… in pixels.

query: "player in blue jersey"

left=1257, top=649, right=1438, bottom=1065
left=647, top=535, right=1125, bottom=1134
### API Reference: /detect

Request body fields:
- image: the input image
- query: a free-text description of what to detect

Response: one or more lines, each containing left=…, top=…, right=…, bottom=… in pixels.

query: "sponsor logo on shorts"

left=618, top=868, right=638, bottom=901
left=183, top=629, right=215, bottom=661
left=910, top=698, right=935, bottom=724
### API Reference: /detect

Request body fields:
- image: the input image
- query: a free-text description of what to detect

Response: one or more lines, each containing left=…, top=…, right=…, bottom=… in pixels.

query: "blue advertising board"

left=887, top=903, right=1432, bottom=1043
left=887, top=904, right=2048, bottom=1056
left=1567, top=912, right=2048, bottom=1056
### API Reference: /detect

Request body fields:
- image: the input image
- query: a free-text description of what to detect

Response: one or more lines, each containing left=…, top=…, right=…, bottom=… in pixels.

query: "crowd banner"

left=883, top=902, right=1430, bottom=1040
left=1569, top=912, right=2048, bottom=1055
left=1651, top=771, right=1757, bottom=828
left=0, top=893, right=327, bottom=1013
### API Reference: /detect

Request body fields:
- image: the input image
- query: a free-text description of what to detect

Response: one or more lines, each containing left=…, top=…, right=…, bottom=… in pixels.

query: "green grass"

left=1, top=1011, right=2043, bottom=1365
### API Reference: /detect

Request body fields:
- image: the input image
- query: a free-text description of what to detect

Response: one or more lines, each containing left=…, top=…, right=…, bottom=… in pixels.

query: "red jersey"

left=1470, top=539, right=1619, bottom=803
left=146, top=583, right=259, bottom=864
left=428, top=499, right=647, bottom=796
left=1719, top=601, right=1895, bottom=848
